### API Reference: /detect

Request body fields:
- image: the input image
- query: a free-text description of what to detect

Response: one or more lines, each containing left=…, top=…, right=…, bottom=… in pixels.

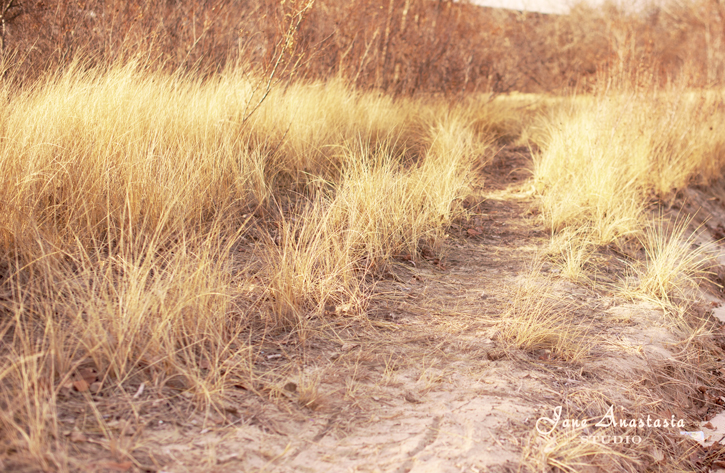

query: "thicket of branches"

left=1, top=0, right=724, bottom=94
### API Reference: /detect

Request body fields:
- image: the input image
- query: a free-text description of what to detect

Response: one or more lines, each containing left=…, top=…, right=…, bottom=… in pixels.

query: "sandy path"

left=57, top=147, right=725, bottom=473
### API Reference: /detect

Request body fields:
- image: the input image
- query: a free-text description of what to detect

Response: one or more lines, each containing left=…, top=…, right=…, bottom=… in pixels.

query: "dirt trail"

left=63, top=147, right=725, bottom=473
left=127, top=147, right=544, bottom=473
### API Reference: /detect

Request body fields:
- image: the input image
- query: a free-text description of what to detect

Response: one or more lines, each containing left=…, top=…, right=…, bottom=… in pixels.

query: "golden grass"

left=263, top=116, right=483, bottom=328
left=0, top=59, right=500, bottom=466
left=522, top=426, right=639, bottom=473
left=498, top=267, right=591, bottom=362
left=529, top=83, right=725, bottom=341
left=547, top=227, right=597, bottom=284
left=634, top=217, right=715, bottom=307
left=532, top=88, right=725, bottom=245
left=516, top=83, right=725, bottom=472
left=1, top=46, right=724, bottom=472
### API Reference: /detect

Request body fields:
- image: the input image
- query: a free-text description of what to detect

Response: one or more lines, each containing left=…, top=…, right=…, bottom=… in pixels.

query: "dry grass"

left=498, top=267, right=591, bottom=363
left=2, top=4, right=725, bottom=471
left=533, top=87, right=725, bottom=243
left=632, top=217, right=716, bottom=308
left=0, top=59, right=500, bottom=468
left=530, top=84, right=725, bottom=339
left=516, top=87, right=725, bottom=469
left=547, top=227, right=597, bottom=284
left=262, top=114, right=485, bottom=328
left=522, top=425, right=639, bottom=473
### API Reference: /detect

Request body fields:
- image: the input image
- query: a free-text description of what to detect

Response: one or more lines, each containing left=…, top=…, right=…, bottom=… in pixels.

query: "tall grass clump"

left=532, top=85, right=725, bottom=245
left=632, top=217, right=715, bottom=310
left=265, top=116, right=486, bottom=327
left=0, top=58, right=494, bottom=466
left=499, top=267, right=591, bottom=362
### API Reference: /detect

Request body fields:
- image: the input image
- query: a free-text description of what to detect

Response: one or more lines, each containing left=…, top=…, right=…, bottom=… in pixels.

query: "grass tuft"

left=498, top=267, right=591, bottom=362
left=634, top=217, right=715, bottom=307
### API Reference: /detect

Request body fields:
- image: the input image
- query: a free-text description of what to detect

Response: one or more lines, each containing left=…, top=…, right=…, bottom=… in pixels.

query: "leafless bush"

left=0, top=0, right=723, bottom=94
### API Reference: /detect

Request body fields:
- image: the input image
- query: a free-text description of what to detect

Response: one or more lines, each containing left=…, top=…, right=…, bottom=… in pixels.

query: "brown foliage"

left=1, top=0, right=725, bottom=94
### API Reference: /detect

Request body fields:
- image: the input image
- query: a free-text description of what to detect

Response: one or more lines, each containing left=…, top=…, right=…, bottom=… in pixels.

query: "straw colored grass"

left=634, top=217, right=715, bottom=307
left=1, top=27, right=724, bottom=472
left=522, top=426, right=639, bottom=473
left=498, top=268, right=591, bottom=363
left=532, top=88, right=725, bottom=245
left=0, top=58, right=501, bottom=467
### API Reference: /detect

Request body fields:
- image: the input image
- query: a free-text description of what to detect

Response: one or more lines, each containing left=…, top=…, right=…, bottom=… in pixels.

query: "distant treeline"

left=1, top=0, right=723, bottom=94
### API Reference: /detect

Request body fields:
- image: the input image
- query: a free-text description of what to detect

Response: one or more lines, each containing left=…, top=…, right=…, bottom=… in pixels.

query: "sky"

left=469, top=0, right=574, bottom=14
left=468, top=0, right=642, bottom=15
